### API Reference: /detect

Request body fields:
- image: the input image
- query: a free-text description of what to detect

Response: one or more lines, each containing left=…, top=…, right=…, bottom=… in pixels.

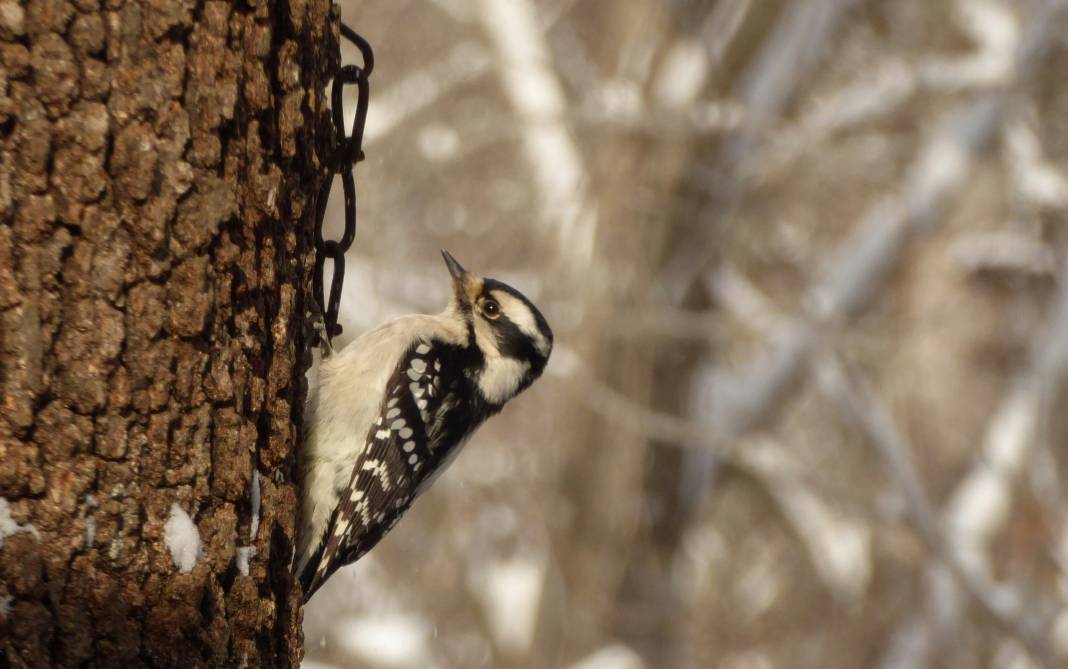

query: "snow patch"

left=83, top=494, right=97, bottom=548
left=1052, top=607, right=1068, bottom=660
left=85, top=515, right=96, bottom=549
left=236, top=546, right=256, bottom=576
left=469, top=557, right=545, bottom=656
left=654, top=39, right=710, bottom=109
left=164, top=503, right=202, bottom=573
left=568, top=644, right=646, bottom=669
left=332, top=613, right=431, bottom=668
left=235, top=471, right=264, bottom=576
left=0, top=594, right=12, bottom=617
left=0, top=498, right=39, bottom=548
left=250, top=470, right=262, bottom=541
left=417, top=123, right=460, bottom=162
left=299, top=660, right=344, bottom=669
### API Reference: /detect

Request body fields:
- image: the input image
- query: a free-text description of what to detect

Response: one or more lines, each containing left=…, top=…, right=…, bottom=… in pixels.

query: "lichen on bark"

left=0, top=0, right=336, bottom=665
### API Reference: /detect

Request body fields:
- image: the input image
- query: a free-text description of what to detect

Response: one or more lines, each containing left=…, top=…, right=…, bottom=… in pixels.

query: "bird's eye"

left=482, top=299, right=501, bottom=319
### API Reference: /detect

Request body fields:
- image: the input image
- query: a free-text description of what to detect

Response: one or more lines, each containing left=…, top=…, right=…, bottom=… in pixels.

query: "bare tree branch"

left=362, top=42, right=493, bottom=147
left=713, top=261, right=1064, bottom=666
left=735, top=437, right=872, bottom=602
left=946, top=261, right=1068, bottom=577
left=814, top=353, right=1060, bottom=668
left=477, top=0, right=599, bottom=275
left=697, top=0, right=1068, bottom=439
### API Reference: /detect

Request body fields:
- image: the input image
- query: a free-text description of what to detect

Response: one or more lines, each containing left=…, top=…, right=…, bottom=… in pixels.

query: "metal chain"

left=313, top=23, right=374, bottom=343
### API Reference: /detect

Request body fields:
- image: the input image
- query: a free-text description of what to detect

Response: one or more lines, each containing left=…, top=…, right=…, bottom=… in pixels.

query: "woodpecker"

left=296, top=250, right=553, bottom=600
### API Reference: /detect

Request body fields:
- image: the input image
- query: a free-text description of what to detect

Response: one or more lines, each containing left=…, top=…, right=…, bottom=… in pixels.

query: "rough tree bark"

left=0, top=0, right=335, bottom=665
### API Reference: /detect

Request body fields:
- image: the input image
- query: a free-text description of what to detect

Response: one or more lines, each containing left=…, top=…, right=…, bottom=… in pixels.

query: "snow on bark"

left=164, top=503, right=203, bottom=573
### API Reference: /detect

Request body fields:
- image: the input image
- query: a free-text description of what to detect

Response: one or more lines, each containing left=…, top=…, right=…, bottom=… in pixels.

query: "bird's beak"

left=442, top=249, right=466, bottom=282
left=441, top=249, right=480, bottom=307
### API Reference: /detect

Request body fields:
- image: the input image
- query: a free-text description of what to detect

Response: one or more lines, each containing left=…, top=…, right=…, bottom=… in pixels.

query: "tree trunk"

left=0, top=0, right=334, bottom=665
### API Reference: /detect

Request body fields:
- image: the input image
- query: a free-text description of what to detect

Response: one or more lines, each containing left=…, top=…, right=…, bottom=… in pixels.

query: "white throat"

left=477, top=356, right=529, bottom=405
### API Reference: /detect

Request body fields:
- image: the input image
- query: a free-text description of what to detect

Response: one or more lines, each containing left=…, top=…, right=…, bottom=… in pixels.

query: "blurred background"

left=302, top=1, right=1068, bottom=668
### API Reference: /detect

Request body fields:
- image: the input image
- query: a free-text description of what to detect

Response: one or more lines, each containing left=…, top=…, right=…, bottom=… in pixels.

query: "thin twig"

left=548, top=349, right=731, bottom=455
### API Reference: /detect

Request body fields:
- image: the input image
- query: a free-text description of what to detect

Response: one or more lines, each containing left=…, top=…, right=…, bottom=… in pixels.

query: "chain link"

left=313, top=24, right=374, bottom=343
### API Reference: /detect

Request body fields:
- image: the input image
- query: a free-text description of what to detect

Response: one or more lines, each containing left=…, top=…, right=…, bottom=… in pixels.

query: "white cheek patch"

left=477, top=357, right=530, bottom=404
left=491, top=291, right=550, bottom=357
left=471, top=291, right=540, bottom=403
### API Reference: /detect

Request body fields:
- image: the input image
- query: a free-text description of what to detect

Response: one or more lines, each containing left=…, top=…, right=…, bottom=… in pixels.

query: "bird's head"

left=441, top=250, right=553, bottom=406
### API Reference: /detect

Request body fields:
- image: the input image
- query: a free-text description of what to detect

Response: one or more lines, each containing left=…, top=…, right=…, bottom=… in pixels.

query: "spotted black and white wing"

left=299, top=339, right=488, bottom=597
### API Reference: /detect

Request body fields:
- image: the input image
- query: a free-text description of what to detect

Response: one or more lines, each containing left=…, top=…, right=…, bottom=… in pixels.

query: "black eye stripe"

left=480, top=275, right=555, bottom=352
left=481, top=278, right=553, bottom=345
left=492, top=317, right=534, bottom=360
